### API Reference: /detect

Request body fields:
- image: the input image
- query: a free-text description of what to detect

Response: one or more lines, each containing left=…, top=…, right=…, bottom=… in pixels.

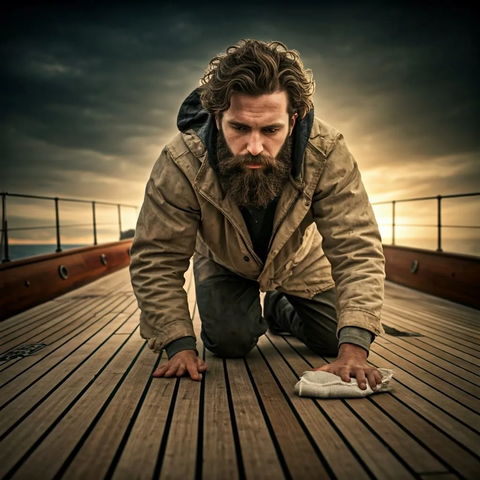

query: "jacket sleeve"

left=311, top=133, right=385, bottom=338
left=129, top=146, right=200, bottom=353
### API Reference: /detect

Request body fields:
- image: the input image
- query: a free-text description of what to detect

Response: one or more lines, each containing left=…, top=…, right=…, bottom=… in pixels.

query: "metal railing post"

left=1, top=193, right=10, bottom=262
left=54, top=197, right=62, bottom=252
left=118, top=204, right=122, bottom=240
left=92, top=201, right=98, bottom=245
left=437, top=195, right=443, bottom=252
left=392, top=201, right=396, bottom=245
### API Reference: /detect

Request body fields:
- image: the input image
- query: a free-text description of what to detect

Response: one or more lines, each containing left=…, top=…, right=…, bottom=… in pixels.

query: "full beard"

left=216, top=129, right=293, bottom=208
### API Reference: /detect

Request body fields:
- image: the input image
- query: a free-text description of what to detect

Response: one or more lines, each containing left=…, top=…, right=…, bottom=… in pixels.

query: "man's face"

left=215, top=90, right=297, bottom=208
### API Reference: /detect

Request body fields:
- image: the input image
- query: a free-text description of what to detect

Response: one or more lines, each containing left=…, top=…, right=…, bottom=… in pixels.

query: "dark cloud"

left=1, top=0, right=478, bottom=219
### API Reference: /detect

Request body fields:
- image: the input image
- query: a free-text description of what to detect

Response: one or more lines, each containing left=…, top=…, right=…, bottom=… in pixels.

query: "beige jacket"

left=130, top=116, right=386, bottom=353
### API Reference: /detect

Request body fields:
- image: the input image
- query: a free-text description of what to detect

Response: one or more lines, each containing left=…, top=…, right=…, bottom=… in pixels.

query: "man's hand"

left=153, top=349, right=208, bottom=381
left=314, top=343, right=382, bottom=391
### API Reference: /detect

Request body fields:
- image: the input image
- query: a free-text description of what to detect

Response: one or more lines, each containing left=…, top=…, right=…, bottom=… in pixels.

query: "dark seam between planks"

left=243, top=356, right=293, bottom=480
left=2, top=326, right=140, bottom=479
left=195, top=343, right=206, bottom=480
left=256, top=340, right=339, bottom=480
left=372, top=347, right=480, bottom=420
left=104, top=351, right=163, bottom=480
left=223, top=358, right=246, bottom=480
left=152, top=376, right=182, bottom=479
left=0, top=296, right=135, bottom=383
left=367, top=395, right=476, bottom=478
left=380, top=337, right=480, bottom=387
left=0, top=311, right=138, bottom=439
left=52, top=332, right=148, bottom=479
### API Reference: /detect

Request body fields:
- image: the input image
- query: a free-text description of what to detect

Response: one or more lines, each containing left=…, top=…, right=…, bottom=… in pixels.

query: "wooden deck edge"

left=0, top=240, right=133, bottom=322
left=383, top=245, right=480, bottom=310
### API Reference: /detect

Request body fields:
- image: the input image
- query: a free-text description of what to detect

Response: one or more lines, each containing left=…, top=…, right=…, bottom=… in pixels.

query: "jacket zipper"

left=196, top=190, right=264, bottom=267
left=267, top=187, right=303, bottom=252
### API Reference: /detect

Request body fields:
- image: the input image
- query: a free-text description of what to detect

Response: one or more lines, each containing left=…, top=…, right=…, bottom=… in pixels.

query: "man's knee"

left=201, top=329, right=260, bottom=358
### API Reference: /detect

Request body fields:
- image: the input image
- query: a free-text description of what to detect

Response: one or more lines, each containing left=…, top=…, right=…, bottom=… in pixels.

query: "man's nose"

left=247, top=132, right=264, bottom=156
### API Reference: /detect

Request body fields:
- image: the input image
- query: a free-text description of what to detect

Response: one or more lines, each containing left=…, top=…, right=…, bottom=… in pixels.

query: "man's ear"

left=289, top=113, right=298, bottom=135
left=215, top=113, right=221, bottom=130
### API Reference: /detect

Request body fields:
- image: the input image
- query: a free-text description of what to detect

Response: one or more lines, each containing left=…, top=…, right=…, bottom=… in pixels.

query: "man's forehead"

left=224, top=91, right=289, bottom=122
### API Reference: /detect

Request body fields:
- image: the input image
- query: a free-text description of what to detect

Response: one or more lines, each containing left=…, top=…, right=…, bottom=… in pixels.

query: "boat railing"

left=2, top=191, right=479, bottom=263
left=0, top=192, right=137, bottom=263
left=371, top=192, right=480, bottom=253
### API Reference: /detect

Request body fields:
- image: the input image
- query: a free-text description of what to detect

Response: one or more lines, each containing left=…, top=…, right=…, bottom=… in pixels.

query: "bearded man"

left=129, top=39, right=386, bottom=391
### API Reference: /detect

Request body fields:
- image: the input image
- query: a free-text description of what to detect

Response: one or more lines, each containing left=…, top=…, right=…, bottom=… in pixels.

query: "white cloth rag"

left=294, top=368, right=394, bottom=398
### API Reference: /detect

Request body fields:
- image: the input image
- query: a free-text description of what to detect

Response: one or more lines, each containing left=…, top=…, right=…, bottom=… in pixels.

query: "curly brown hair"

left=199, top=39, right=315, bottom=119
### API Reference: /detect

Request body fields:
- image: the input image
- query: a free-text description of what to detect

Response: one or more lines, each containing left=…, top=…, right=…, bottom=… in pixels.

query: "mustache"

left=219, top=152, right=276, bottom=169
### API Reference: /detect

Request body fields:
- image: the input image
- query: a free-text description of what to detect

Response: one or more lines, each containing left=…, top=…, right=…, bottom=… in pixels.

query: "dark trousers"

left=193, top=253, right=339, bottom=359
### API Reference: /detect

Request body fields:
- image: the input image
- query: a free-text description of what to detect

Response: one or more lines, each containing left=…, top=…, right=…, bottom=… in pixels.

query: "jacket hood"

left=176, top=88, right=314, bottom=179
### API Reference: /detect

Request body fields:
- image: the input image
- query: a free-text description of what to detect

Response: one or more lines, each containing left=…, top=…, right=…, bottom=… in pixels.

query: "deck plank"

left=225, top=355, right=285, bottom=479
left=202, top=350, right=239, bottom=480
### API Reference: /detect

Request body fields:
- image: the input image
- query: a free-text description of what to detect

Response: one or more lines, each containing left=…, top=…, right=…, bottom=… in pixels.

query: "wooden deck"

left=0, top=266, right=479, bottom=480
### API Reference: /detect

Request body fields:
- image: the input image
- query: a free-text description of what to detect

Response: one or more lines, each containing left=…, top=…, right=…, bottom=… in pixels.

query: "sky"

left=1, top=0, right=479, bottom=254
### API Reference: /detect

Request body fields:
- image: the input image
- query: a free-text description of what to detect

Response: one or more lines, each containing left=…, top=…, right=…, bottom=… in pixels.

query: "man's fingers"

left=373, top=369, right=383, bottom=386
left=152, top=362, right=170, bottom=378
left=176, top=364, right=187, bottom=377
left=366, top=370, right=379, bottom=390
left=355, top=369, right=367, bottom=390
left=164, top=364, right=179, bottom=377
left=197, top=362, right=208, bottom=372
left=339, top=367, right=351, bottom=382
left=187, top=362, right=200, bottom=381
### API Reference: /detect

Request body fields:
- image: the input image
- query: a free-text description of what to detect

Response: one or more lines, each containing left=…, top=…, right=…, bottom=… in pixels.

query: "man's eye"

left=265, top=128, right=279, bottom=134
left=232, top=125, right=245, bottom=131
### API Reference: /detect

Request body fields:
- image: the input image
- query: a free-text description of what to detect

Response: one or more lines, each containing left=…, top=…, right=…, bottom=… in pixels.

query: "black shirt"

left=240, top=198, right=278, bottom=264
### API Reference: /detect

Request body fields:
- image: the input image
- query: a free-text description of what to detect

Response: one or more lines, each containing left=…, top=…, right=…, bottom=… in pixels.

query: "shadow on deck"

left=0, top=267, right=479, bottom=479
